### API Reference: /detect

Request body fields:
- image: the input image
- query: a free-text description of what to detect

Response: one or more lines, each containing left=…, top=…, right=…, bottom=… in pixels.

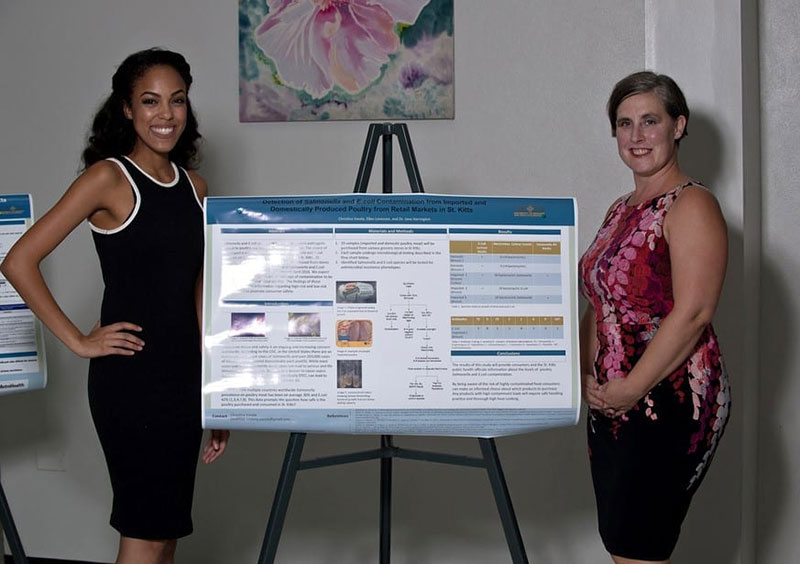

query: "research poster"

left=0, top=194, right=47, bottom=395
left=202, top=194, right=579, bottom=437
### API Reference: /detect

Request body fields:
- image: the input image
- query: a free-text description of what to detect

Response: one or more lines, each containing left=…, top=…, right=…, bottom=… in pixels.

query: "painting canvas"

left=239, top=0, right=454, bottom=122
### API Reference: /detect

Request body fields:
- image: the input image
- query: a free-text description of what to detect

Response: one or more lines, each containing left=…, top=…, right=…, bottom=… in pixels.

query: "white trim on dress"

left=122, top=155, right=179, bottom=187
left=182, top=167, right=204, bottom=211
left=88, top=158, right=142, bottom=235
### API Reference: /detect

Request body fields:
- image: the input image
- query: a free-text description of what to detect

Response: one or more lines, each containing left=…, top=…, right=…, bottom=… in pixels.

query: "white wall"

left=757, top=0, right=800, bottom=562
left=0, top=1, right=755, bottom=563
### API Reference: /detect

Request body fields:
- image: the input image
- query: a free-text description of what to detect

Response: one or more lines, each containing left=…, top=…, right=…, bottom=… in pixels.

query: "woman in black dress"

left=1, top=48, right=229, bottom=564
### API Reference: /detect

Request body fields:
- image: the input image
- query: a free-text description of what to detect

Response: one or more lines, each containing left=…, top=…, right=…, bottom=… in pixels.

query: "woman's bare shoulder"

left=73, top=160, right=129, bottom=196
left=665, top=183, right=726, bottom=240
left=672, top=184, right=723, bottom=217
left=187, top=169, right=208, bottom=199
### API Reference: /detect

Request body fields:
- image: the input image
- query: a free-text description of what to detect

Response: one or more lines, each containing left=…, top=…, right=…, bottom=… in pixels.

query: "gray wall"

left=758, top=0, right=800, bottom=562
left=0, top=1, right=761, bottom=562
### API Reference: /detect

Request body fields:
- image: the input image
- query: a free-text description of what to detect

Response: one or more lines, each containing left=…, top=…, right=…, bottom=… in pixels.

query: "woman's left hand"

left=596, top=378, right=645, bottom=418
left=202, top=429, right=230, bottom=464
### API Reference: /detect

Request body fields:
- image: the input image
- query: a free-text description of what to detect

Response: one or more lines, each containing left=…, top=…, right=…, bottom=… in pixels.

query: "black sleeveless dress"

left=88, top=156, right=204, bottom=539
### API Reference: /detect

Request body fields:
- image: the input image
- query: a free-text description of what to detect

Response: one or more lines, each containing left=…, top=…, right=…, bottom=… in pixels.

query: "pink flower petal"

left=327, top=3, right=397, bottom=93
left=256, top=1, right=334, bottom=97
left=267, top=0, right=296, bottom=11
left=371, top=0, right=429, bottom=23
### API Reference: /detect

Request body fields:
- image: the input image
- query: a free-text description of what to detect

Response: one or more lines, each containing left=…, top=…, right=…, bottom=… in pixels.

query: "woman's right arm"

left=0, top=162, right=144, bottom=358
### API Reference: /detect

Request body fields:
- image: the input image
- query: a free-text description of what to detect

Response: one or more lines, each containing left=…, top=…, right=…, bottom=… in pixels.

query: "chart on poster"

left=202, top=194, right=579, bottom=437
left=0, top=194, right=47, bottom=395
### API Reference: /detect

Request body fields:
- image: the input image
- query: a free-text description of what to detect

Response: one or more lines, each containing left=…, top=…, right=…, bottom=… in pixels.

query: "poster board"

left=0, top=194, right=47, bottom=395
left=202, top=194, right=579, bottom=437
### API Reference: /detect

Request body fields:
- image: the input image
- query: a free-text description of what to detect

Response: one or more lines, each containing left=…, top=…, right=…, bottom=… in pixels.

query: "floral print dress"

left=578, top=182, right=730, bottom=560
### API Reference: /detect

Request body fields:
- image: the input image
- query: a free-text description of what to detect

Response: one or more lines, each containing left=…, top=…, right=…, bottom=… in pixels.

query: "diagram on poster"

left=0, top=194, right=47, bottom=395
left=202, top=194, right=579, bottom=437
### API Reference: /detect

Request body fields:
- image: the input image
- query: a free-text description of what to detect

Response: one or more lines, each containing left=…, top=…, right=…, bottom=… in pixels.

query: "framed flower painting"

left=239, top=0, right=454, bottom=122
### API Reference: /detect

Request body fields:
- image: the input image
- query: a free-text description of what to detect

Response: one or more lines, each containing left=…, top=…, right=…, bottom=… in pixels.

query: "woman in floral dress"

left=579, top=72, right=730, bottom=563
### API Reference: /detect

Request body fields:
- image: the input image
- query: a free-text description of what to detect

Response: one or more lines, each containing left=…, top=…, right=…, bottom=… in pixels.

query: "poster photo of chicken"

left=336, top=320, right=373, bottom=348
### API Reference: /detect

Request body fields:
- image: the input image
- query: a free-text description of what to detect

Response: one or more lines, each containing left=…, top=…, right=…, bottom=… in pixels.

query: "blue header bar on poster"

left=0, top=194, right=32, bottom=218
left=206, top=194, right=575, bottom=227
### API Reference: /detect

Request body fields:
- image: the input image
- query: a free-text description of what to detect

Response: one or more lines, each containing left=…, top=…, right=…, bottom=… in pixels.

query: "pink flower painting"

left=240, top=0, right=454, bottom=121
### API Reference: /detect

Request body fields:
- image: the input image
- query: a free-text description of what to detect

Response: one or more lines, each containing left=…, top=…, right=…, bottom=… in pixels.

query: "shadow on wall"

left=680, top=110, right=724, bottom=190
left=0, top=247, right=111, bottom=544
left=673, top=108, right=766, bottom=563
left=0, top=263, right=77, bottom=463
left=0, top=389, right=50, bottom=462
left=673, top=108, right=741, bottom=563
left=754, top=251, right=793, bottom=556
left=0, top=249, right=93, bottom=471
left=674, top=228, right=743, bottom=564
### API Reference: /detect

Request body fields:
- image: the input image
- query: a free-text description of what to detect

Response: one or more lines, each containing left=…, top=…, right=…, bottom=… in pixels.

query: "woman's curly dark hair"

left=82, top=48, right=201, bottom=170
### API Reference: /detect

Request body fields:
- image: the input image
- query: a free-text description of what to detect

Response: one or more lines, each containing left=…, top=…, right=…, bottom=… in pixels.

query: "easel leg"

left=382, top=134, right=393, bottom=193
left=0, top=479, right=28, bottom=564
left=353, top=124, right=381, bottom=193
left=379, top=435, right=393, bottom=563
left=258, top=433, right=307, bottom=564
left=393, top=124, right=424, bottom=193
left=353, top=122, right=424, bottom=194
left=478, top=438, right=529, bottom=564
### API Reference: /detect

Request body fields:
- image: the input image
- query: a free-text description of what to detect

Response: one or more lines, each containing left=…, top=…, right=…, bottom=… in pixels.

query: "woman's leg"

left=116, top=536, right=178, bottom=564
left=612, top=555, right=669, bottom=564
left=161, top=539, right=177, bottom=563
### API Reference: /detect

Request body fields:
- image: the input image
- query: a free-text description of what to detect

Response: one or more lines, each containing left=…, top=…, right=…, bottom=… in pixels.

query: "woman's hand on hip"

left=74, top=321, right=144, bottom=358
